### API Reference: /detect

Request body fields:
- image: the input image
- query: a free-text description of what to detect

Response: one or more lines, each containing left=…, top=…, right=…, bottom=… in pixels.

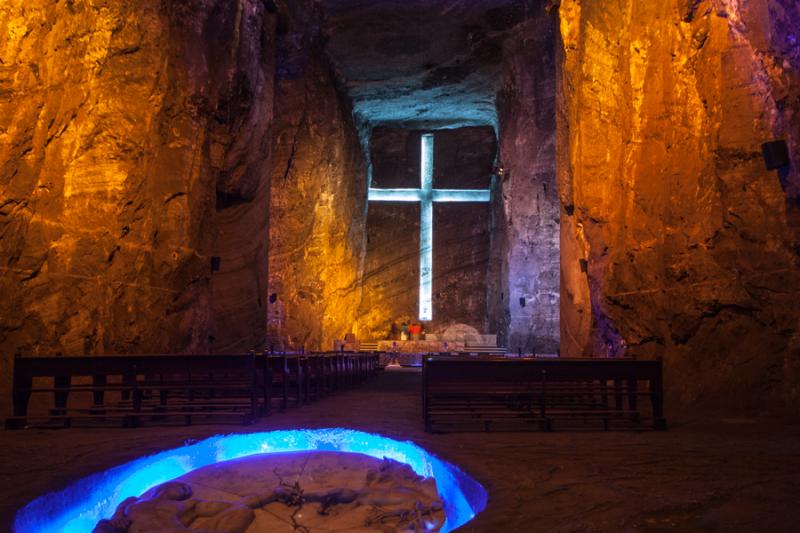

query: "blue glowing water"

left=14, top=428, right=487, bottom=533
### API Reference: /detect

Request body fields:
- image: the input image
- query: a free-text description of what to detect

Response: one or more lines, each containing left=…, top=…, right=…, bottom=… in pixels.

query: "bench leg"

left=651, top=375, right=667, bottom=430
left=6, top=375, right=32, bottom=429
left=160, top=390, right=169, bottom=408
left=627, top=378, right=640, bottom=422
left=282, top=365, right=288, bottom=411
left=53, top=375, right=70, bottom=416
left=302, top=360, right=310, bottom=402
left=150, top=389, right=169, bottom=420
left=129, top=387, right=143, bottom=428
left=614, top=379, right=624, bottom=414
left=250, top=375, right=258, bottom=421
left=297, top=362, right=304, bottom=404
left=316, top=360, right=322, bottom=398
left=121, top=373, right=135, bottom=401
left=296, top=362, right=303, bottom=407
left=92, top=375, right=107, bottom=409
left=265, top=367, right=273, bottom=416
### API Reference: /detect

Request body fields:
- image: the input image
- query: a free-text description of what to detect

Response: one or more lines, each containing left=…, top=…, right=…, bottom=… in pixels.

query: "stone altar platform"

left=376, top=341, right=463, bottom=366
left=375, top=335, right=506, bottom=366
left=376, top=340, right=465, bottom=354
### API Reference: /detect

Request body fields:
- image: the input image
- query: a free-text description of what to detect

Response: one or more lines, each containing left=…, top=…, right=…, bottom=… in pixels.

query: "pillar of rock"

left=0, top=1, right=276, bottom=398
left=558, top=0, right=800, bottom=409
left=493, top=8, right=561, bottom=354
left=266, top=0, right=368, bottom=352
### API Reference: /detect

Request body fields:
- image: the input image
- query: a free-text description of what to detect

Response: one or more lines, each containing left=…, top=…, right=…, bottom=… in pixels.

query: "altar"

left=375, top=329, right=503, bottom=366
left=377, top=339, right=465, bottom=359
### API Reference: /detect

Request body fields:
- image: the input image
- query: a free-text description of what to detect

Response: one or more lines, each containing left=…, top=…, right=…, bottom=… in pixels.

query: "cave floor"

left=2, top=368, right=800, bottom=532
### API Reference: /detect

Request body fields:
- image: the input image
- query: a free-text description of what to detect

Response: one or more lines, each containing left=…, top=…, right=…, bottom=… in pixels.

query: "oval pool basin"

left=14, top=428, right=487, bottom=533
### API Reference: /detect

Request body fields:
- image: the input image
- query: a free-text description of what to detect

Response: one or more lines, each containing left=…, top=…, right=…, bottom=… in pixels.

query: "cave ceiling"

left=318, top=0, right=544, bottom=130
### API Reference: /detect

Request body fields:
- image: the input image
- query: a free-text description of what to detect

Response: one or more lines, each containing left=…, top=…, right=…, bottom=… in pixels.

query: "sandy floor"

left=2, top=368, right=800, bottom=532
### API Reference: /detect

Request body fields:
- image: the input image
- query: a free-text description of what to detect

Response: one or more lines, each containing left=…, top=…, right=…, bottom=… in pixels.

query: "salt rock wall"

left=358, top=127, right=495, bottom=340
left=267, top=0, right=367, bottom=352
left=559, top=0, right=800, bottom=409
left=0, top=1, right=276, bottom=395
left=493, top=10, right=561, bottom=354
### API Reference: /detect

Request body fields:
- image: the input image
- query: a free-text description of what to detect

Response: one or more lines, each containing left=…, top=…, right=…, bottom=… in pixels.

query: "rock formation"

left=493, top=8, right=560, bottom=354
left=320, top=0, right=514, bottom=130
left=558, top=0, right=800, bottom=409
left=266, top=0, right=368, bottom=352
left=0, top=1, right=276, bottom=404
left=94, top=452, right=445, bottom=533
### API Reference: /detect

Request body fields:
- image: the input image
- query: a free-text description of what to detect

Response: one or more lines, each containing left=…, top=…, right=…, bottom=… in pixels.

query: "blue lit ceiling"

left=319, top=0, right=542, bottom=130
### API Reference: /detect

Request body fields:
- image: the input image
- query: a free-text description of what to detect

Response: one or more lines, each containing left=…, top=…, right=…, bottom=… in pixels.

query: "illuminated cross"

left=368, top=133, right=491, bottom=321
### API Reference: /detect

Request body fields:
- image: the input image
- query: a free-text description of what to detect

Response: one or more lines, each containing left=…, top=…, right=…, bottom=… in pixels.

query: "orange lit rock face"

left=267, top=0, right=367, bottom=352
left=559, top=0, right=800, bottom=408
left=0, top=2, right=275, bottom=393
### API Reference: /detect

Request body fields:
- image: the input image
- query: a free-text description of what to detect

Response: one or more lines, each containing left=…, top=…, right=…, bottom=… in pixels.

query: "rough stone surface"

left=267, top=0, right=368, bottom=352
left=319, top=0, right=541, bottom=130
left=358, top=127, right=495, bottom=339
left=0, top=1, right=275, bottom=402
left=491, top=10, right=560, bottom=354
left=95, top=451, right=444, bottom=533
left=558, top=0, right=800, bottom=409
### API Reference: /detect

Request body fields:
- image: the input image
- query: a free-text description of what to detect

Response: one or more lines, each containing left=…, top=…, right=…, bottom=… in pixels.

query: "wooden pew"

left=6, top=351, right=383, bottom=429
left=6, top=353, right=262, bottom=429
left=422, top=356, right=666, bottom=432
left=261, top=353, right=287, bottom=414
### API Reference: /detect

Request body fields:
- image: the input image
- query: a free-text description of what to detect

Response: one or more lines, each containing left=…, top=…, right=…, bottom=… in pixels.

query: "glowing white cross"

left=368, top=133, right=492, bottom=321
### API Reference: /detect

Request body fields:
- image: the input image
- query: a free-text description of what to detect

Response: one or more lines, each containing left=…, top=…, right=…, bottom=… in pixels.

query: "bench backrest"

left=13, top=354, right=256, bottom=379
left=423, top=356, right=662, bottom=383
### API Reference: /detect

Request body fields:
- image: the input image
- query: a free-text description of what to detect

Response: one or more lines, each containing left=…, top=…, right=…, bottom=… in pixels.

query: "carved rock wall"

left=558, top=0, right=800, bottom=409
left=358, top=127, right=495, bottom=340
left=267, top=0, right=367, bottom=351
left=493, top=11, right=561, bottom=354
left=0, top=1, right=276, bottom=400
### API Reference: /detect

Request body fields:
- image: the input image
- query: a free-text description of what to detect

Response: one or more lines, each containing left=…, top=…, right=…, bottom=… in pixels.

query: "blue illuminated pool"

left=14, top=428, right=487, bottom=533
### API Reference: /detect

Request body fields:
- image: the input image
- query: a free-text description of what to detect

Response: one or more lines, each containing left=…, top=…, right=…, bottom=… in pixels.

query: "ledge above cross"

left=367, top=133, right=492, bottom=321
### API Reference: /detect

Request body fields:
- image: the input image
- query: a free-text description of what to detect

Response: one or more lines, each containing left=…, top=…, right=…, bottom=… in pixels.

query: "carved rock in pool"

left=95, top=451, right=445, bottom=533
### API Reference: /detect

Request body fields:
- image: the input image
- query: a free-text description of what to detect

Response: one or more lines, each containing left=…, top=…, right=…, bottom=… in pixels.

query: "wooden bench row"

left=5, top=351, right=380, bottom=429
left=423, top=356, right=666, bottom=432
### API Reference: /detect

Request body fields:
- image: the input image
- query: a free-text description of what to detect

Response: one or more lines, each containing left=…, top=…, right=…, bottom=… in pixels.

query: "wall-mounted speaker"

left=210, top=256, right=221, bottom=272
left=762, top=140, right=790, bottom=171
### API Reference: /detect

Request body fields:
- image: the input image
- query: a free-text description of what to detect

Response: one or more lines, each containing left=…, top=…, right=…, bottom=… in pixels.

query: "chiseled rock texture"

left=558, top=0, right=800, bottom=409
left=358, top=127, right=495, bottom=340
left=267, top=0, right=367, bottom=351
left=319, top=0, right=522, bottom=130
left=96, top=452, right=444, bottom=533
left=0, top=1, right=276, bottom=399
left=492, top=9, right=560, bottom=354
